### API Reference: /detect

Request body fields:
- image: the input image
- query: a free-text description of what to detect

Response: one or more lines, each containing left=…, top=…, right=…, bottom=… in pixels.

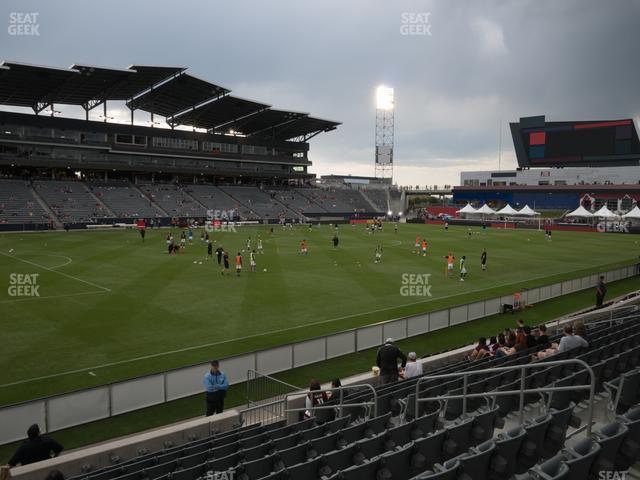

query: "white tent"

left=457, top=203, right=477, bottom=214
left=594, top=205, right=618, bottom=218
left=622, top=205, right=640, bottom=219
left=497, top=204, right=518, bottom=215
left=517, top=205, right=540, bottom=216
left=566, top=205, right=594, bottom=218
left=476, top=204, right=496, bottom=215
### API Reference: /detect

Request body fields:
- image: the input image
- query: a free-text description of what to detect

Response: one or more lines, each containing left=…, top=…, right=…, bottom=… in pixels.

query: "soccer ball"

left=263, top=268, right=267, bottom=272
left=193, top=261, right=197, bottom=264
left=8, top=249, right=13, bottom=253
left=198, top=262, right=202, bottom=265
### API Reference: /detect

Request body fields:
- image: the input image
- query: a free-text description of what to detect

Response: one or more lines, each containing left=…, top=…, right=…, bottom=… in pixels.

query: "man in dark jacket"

left=8, top=424, right=63, bottom=466
left=376, top=338, right=407, bottom=385
left=596, top=276, right=607, bottom=308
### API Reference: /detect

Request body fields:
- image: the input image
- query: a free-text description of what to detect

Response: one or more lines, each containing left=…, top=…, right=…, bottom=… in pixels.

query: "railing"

left=0, top=263, right=636, bottom=445
left=415, top=359, right=596, bottom=435
left=283, top=384, right=379, bottom=420
left=550, top=303, right=640, bottom=335
left=239, top=370, right=300, bottom=426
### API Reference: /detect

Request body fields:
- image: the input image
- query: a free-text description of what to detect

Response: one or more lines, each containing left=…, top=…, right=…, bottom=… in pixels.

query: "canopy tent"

left=516, top=205, right=539, bottom=216
left=593, top=205, right=619, bottom=218
left=566, top=205, right=594, bottom=218
left=622, top=205, right=640, bottom=219
left=457, top=203, right=477, bottom=214
left=475, top=204, right=497, bottom=215
left=496, top=204, right=518, bottom=215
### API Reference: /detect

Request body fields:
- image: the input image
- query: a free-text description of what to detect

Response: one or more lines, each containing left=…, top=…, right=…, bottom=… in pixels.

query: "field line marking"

left=0, top=265, right=609, bottom=389
left=48, top=254, right=73, bottom=269
left=0, top=290, right=109, bottom=304
left=0, top=251, right=111, bottom=292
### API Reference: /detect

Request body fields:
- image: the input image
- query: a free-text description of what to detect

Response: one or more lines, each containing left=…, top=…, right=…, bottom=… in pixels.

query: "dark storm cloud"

left=0, top=0, right=638, bottom=185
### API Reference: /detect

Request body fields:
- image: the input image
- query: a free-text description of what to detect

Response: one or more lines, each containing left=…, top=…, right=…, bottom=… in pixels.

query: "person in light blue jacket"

left=204, top=360, right=229, bottom=416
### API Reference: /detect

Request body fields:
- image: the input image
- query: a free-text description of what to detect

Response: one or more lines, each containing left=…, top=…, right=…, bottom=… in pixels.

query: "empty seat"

left=562, top=437, right=600, bottom=480
left=521, top=454, right=569, bottom=480
left=273, top=443, right=309, bottom=470
left=412, top=429, right=446, bottom=472
left=605, top=369, right=640, bottom=414
left=490, top=426, right=526, bottom=479
left=331, top=458, right=382, bottom=480
left=318, top=445, right=362, bottom=478
left=591, top=422, right=629, bottom=474
left=170, top=464, right=206, bottom=480
left=413, top=409, right=442, bottom=439
left=471, top=406, right=500, bottom=443
left=354, top=432, right=388, bottom=461
left=377, top=443, right=415, bottom=479
left=458, top=440, right=496, bottom=480
left=388, top=420, right=416, bottom=449
left=412, top=458, right=461, bottom=480
left=543, top=404, right=577, bottom=459
left=236, top=454, right=279, bottom=480
left=364, top=412, right=392, bottom=437
left=443, top=416, right=474, bottom=457
left=517, top=414, right=553, bottom=472
left=617, top=406, right=640, bottom=469
left=308, top=432, right=341, bottom=458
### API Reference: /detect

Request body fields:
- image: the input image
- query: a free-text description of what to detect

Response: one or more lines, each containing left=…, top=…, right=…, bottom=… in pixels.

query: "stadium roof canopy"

left=126, top=73, right=230, bottom=118
left=0, top=60, right=341, bottom=140
left=171, top=95, right=270, bottom=130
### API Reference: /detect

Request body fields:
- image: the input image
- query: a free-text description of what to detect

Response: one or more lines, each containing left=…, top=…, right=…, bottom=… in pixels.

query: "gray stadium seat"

left=318, top=444, right=362, bottom=478
left=562, top=437, right=600, bottom=480
left=591, top=422, right=629, bottom=474
left=471, top=406, right=500, bottom=443
left=517, top=454, right=569, bottom=480
left=490, top=426, right=526, bottom=479
left=388, top=420, right=416, bottom=449
left=543, top=404, right=577, bottom=459
left=377, top=443, right=415, bottom=479
left=517, top=414, right=553, bottom=472
left=412, top=429, right=446, bottom=471
left=457, top=440, right=496, bottom=480
left=617, top=406, right=640, bottom=469
left=443, top=416, right=475, bottom=456
left=412, top=458, right=461, bottom=480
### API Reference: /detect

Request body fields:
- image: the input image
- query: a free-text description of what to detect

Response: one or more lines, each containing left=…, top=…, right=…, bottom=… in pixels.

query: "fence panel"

left=46, top=387, right=109, bottom=431
left=429, top=310, right=449, bottom=331
left=539, top=285, right=551, bottom=301
left=467, top=301, right=485, bottom=321
left=256, top=346, right=292, bottom=375
left=0, top=401, right=45, bottom=444
left=407, top=314, right=429, bottom=336
left=449, top=305, right=468, bottom=326
left=383, top=319, right=407, bottom=341
left=111, top=374, right=165, bottom=415
left=484, top=298, right=501, bottom=315
left=357, top=325, right=383, bottom=351
left=326, top=331, right=355, bottom=359
left=551, top=282, right=563, bottom=298
left=166, top=364, right=207, bottom=401
left=527, top=288, right=540, bottom=304
left=293, top=338, right=326, bottom=368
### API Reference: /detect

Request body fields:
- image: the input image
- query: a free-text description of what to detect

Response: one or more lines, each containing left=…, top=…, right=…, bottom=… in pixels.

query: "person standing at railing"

left=376, top=338, right=407, bottom=385
left=204, top=360, right=229, bottom=416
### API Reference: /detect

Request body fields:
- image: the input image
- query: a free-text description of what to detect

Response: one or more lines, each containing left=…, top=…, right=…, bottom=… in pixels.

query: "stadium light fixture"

left=387, top=210, right=393, bottom=216
left=376, top=85, right=394, bottom=111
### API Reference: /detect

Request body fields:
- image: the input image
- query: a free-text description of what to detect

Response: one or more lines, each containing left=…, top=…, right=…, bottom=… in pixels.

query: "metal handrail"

left=549, top=310, right=640, bottom=337
left=551, top=303, right=640, bottom=334
left=238, top=398, right=286, bottom=427
left=246, top=369, right=300, bottom=407
left=415, top=359, right=596, bottom=435
left=284, top=383, right=379, bottom=418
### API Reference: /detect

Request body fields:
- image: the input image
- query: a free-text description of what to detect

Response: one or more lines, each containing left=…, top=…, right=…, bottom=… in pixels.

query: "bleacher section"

left=361, top=189, right=388, bottom=213
left=33, top=180, right=107, bottom=223
left=58, top=312, right=640, bottom=480
left=267, top=188, right=328, bottom=216
left=188, top=185, right=259, bottom=221
left=89, top=182, right=163, bottom=219
left=0, top=179, right=48, bottom=224
left=220, top=186, right=294, bottom=220
left=139, top=185, right=207, bottom=218
left=296, top=188, right=371, bottom=214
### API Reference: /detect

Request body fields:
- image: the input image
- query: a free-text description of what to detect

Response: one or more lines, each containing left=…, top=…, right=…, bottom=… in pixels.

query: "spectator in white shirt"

left=403, top=352, right=423, bottom=379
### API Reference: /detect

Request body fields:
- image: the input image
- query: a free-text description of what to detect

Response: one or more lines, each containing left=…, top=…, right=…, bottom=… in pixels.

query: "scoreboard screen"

left=511, top=117, right=640, bottom=167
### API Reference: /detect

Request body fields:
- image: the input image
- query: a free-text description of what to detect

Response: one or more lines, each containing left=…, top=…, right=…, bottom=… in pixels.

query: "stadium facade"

left=453, top=115, right=640, bottom=211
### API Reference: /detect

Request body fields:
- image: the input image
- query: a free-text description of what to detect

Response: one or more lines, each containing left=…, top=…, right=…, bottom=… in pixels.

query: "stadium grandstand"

left=0, top=61, right=388, bottom=230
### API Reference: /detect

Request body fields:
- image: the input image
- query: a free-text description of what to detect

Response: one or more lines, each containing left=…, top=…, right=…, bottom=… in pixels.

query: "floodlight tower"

left=374, top=85, right=394, bottom=180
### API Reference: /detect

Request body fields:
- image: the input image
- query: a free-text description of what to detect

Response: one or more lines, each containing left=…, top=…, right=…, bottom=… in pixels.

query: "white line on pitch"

left=0, top=266, right=614, bottom=389
left=0, top=251, right=111, bottom=292
left=0, top=290, right=109, bottom=304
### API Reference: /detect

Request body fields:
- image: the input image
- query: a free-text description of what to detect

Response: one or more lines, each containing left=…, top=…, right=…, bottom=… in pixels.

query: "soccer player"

left=246, top=237, right=251, bottom=251
left=188, top=227, right=194, bottom=244
left=444, top=252, right=455, bottom=277
left=207, top=239, right=213, bottom=259
left=332, top=234, right=339, bottom=249
left=222, top=250, right=229, bottom=275
left=394, top=224, right=398, bottom=234
left=481, top=248, right=487, bottom=271
left=257, top=238, right=264, bottom=254
left=235, top=252, right=242, bottom=276
left=180, top=231, right=186, bottom=251
left=139, top=226, right=146, bottom=242
left=460, top=255, right=467, bottom=282
left=215, top=246, right=223, bottom=266
left=300, top=239, right=308, bottom=255
left=200, top=232, right=205, bottom=243
left=414, top=236, right=421, bottom=254
left=444, top=222, right=449, bottom=231
left=421, top=239, right=428, bottom=256
left=250, top=249, right=257, bottom=272
left=375, top=245, right=383, bottom=263
left=468, top=228, right=472, bottom=239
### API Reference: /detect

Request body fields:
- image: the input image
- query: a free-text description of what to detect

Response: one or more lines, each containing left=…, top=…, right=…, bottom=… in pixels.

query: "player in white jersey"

left=460, top=256, right=467, bottom=281
left=250, top=250, right=257, bottom=272
left=257, top=238, right=263, bottom=254
left=375, top=245, right=383, bottom=263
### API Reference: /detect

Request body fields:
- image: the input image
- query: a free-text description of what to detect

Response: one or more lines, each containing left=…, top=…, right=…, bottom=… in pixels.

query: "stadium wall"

left=0, top=264, right=637, bottom=445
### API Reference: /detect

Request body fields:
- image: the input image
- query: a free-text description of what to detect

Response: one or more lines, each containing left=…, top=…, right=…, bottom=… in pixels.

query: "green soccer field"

left=0, top=223, right=638, bottom=405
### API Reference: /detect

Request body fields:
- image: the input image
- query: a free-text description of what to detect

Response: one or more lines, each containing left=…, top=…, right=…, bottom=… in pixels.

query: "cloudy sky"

left=1, top=0, right=639, bottom=186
